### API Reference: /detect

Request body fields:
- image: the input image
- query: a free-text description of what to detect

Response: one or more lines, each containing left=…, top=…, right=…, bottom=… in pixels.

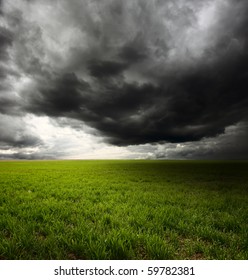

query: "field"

left=0, top=160, right=247, bottom=260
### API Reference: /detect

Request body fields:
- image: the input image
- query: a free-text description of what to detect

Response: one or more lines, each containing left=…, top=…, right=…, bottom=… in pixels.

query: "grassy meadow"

left=0, top=160, right=247, bottom=260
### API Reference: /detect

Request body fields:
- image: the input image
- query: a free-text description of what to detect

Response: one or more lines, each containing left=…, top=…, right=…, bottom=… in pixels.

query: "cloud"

left=134, top=122, right=248, bottom=160
left=0, top=114, right=137, bottom=160
left=88, top=60, right=128, bottom=78
left=0, top=0, right=248, bottom=159
left=0, top=26, right=12, bottom=61
left=0, top=114, right=42, bottom=150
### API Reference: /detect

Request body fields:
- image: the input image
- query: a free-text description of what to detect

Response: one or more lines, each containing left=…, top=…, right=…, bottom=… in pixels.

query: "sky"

left=0, top=0, right=248, bottom=160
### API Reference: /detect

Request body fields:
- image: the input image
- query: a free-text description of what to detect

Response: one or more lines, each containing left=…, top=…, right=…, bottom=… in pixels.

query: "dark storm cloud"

left=0, top=23, right=13, bottom=89
left=88, top=60, right=128, bottom=78
left=1, top=0, right=248, bottom=158
left=25, top=73, right=89, bottom=116
left=0, top=152, right=53, bottom=160
left=118, top=45, right=147, bottom=63
left=0, top=97, right=20, bottom=115
left=0, top=26, right=12, bottom=60
left=0, top=133, right=40, bottom=149
left=0, top=116, right=42, bottom=149
left=148, top=122, right=248, bottom=160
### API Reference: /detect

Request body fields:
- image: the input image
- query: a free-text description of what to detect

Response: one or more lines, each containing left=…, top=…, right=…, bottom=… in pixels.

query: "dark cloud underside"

left=0, top=116, right=41, bottom=149
left=0, top=0, right=248, bottom=158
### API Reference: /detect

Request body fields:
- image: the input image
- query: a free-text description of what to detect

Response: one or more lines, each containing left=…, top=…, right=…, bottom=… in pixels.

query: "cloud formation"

left=0, top=114, right=41, bottom=150
left=0, top=0, right=248, bottom=158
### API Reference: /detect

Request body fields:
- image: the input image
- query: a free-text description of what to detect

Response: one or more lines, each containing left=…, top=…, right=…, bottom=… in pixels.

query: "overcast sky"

left=0, top=0, right=248, bottom=159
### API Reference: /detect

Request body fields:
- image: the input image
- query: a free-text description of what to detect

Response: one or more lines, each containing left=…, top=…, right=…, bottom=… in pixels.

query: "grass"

left=0, top=160, right=247, bottom=260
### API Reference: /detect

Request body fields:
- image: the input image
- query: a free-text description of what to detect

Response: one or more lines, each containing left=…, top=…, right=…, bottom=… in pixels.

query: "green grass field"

left=0, top=160, right=247, bottom=260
